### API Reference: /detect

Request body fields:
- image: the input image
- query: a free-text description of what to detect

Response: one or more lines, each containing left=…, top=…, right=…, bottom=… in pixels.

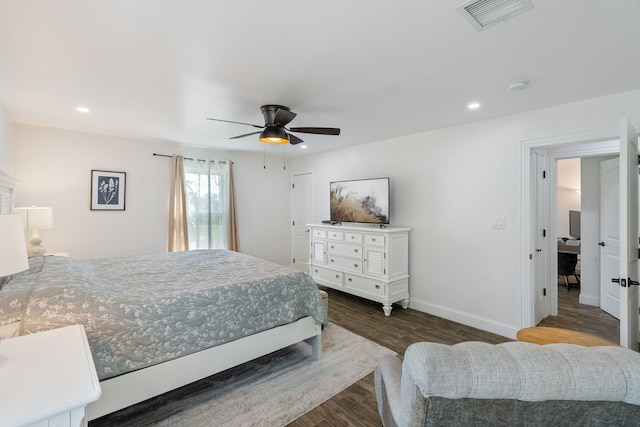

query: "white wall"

left=292, top=89, right=640, bottom=338
left=0, top=105, right=15, bottom=175
left=13, top=125, right=293, bottom=265
left=557, top=158, right=581, bottom=238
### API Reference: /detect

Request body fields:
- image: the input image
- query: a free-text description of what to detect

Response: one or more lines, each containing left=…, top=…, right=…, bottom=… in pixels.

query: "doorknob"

left=629, top=278, right=640, bottom=287
left=599, top=241, right=606, bottom=247
left=612, top=277, right=620, bottom=284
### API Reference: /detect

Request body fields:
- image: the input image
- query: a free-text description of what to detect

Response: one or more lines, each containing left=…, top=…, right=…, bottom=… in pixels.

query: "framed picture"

left=91, top=170, right=126, bottom=210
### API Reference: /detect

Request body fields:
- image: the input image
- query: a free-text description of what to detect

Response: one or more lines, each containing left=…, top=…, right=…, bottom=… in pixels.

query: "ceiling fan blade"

left=207, top=118, right=263, bottom=129
left=229, top=131, right=261, bottom=139
left=288, top=133, right=304, bottom=145
left=273, top=108, right=297, bottom=126
left=288, top=127, right=341, bottom=136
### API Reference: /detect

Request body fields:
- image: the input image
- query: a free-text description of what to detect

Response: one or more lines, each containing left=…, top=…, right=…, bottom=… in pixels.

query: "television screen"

left=330, top=177, right=389, bottom=224
left=569, top=210, right=580, bottom=239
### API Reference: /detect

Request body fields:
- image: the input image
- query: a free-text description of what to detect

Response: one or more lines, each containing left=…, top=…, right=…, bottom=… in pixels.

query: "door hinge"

left=542, top=229, right=546, bottom=237
left=543, top=288, right=546, bottom=296
left=542, top=170, right=546, bottom=179
left=292, top=183, right=295, bottom=189
left=292, top=220, right=295, bottom=226
left=529, top=253, right=533, bottom=259
left=293, top=258, right=295, bottom=264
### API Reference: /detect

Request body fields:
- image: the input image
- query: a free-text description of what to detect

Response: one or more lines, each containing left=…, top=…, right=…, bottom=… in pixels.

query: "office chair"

left=558, top=252, right=580, bottom=289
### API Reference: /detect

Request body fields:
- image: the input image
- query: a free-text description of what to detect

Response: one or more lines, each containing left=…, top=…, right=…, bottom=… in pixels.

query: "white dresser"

left=0, top=325, right=102, bottom=427
left=308, top=224, right=410, bottom=316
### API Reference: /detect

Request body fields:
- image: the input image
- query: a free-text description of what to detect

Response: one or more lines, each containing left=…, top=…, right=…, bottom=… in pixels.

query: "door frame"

left=521, top=127, right=621, bottom=328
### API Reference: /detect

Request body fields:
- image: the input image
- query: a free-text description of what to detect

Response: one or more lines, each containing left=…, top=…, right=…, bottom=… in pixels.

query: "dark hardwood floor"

left=538, top=278, right=619, bottom=344
left=290, top=283, right=620, bottom=427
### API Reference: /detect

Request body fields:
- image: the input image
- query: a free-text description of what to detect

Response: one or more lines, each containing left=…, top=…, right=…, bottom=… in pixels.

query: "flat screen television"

left=569, top=210, right=580, bottom=239
left=330, top=177, right=389, bottom=225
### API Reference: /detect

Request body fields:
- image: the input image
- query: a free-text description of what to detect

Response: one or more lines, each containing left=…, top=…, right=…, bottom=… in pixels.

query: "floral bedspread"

left=0, top=250, right=326, bottom=380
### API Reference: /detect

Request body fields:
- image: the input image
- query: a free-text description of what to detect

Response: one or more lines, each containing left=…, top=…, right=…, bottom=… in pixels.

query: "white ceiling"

left=1, top=1, right=639, bottom=157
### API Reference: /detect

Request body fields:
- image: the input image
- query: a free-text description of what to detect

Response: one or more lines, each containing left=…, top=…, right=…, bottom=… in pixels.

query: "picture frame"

left=91, top=170, right=126, bottom=210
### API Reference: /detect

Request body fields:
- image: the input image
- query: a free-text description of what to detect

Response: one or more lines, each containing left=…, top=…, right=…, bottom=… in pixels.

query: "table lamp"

left=15, top=206, right=54, bottom=257
left=0, top=214, right=29, bottom=288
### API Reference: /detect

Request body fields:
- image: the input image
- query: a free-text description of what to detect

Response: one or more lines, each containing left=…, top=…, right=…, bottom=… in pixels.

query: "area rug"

left=90, top=323, right=396, bottom=427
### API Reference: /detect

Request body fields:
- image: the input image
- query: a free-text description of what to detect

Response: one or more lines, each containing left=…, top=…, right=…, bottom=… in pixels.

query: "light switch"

left=491, top=216, right=505, bottom=229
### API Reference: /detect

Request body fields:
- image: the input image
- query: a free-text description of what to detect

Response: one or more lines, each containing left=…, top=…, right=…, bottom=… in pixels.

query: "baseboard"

left=579, top=293, right=600, bottom=307
left=408, top=298, right=519, bottom=340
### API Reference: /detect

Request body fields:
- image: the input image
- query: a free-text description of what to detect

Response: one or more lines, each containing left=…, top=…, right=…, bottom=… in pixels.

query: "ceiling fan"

left=207, top=105, right=340, bottom=145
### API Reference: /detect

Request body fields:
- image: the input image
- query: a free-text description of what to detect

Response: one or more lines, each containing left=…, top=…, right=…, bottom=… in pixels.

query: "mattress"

left=0, top=250, right=326, bottom=380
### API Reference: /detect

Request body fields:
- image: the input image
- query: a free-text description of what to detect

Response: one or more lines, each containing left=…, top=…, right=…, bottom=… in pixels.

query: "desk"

left=517, top=327, right=618, bottom=347
left=558, top=241, right=580, bottom=254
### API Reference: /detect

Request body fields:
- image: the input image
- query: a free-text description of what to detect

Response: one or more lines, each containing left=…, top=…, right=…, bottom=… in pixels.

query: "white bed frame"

left=86, top=316, right=322, bottom=420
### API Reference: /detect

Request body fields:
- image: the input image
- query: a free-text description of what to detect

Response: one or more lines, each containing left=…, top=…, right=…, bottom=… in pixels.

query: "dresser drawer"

left=364, top=234, right=385, bottom=246
left=327, top=230, right=344, bottom=241
left=327, top=241, right=363, bottom=258
left=327, top=255, right=363, bottom=274
left=312, top=229, right=326, bottom=239
left=344, top=232, right=363, bottom=243
left=345, top=274, right=386, bottom=297
left=311, top=265, right=343, bottom=287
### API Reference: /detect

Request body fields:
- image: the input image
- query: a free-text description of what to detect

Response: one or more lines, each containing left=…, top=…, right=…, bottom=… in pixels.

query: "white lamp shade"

left=15, top=206, right=54, bottom=230
left=0, top=214, right=29, bottom=277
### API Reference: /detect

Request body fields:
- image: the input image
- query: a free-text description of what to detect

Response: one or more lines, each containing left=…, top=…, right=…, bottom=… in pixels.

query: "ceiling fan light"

left=259, top=125, right=289, bottom=144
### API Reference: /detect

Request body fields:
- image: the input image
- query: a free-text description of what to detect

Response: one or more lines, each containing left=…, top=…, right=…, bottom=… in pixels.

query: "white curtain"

left=168, top=155, right=188, bottom=252
left=183, top=159, right=236, bottom=250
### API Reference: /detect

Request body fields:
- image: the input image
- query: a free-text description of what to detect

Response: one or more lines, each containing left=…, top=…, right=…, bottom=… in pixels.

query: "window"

left=183, top=160, right=231, bottom=250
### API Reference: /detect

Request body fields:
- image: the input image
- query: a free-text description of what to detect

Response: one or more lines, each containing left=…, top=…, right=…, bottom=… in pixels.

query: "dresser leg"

left=402, top=299, right=409, bottom=309
left=382, top=304, right=393, bottom=316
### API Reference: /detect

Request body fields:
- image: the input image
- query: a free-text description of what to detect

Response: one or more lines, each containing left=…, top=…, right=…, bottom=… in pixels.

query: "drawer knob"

left=330, top=259, right=334, bottom=263
left=354, top=264, right=359, bottom=268
left=354, top=249, right=359, bottom=253
left=314, top=269, right=318, bottom=273
left=336, top=274, right=340, bottom=279
left=330, top=245, right=334, bottom=249
left=375, top=284, right=380, bottom=289
left=348, top=278, right=352, bottom=282
left=372, top=238, right=376, bottom=242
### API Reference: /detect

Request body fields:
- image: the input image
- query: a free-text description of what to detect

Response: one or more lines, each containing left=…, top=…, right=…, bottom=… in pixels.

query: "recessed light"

left=468, top=102, right=480, bottom=110
left=300, top=145, right=308, bottom=149
left=76, top=106, right=90, bottom=113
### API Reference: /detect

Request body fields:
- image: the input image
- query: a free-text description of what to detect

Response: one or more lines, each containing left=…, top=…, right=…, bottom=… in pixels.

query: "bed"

left=0, top=249, right=326, bottom=421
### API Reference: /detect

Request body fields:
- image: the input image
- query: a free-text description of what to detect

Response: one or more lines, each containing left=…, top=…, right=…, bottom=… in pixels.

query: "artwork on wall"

left=90, top=170, right=126, bottom=210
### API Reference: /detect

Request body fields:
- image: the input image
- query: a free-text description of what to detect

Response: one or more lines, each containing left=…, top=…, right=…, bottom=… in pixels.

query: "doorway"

left=524, top=120, right=639, bottom=349
left=291, top=172, right=314, bottom=272
left=549, top=157, right=620, bottom=343
left=521, top=129, right=620, bottom=330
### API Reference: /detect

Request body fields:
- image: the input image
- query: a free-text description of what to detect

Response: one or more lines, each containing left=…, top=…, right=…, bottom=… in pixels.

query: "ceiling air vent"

left=456, top=0, right=534, bottom=31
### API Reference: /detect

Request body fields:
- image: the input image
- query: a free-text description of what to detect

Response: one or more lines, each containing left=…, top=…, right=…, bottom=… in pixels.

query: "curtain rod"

left=153, top=153, right=233, bottom=164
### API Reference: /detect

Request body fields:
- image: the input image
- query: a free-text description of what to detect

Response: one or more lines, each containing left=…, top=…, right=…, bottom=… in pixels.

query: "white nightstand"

left=0, top=325, right=101, bottom=427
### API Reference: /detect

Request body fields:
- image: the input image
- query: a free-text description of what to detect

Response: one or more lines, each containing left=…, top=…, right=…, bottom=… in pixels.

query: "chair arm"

left=375, top=355, right=403, bottom=427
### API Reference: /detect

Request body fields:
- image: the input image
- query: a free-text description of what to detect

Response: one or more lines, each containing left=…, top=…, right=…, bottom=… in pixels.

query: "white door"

left=533, top=150, right=549, bottom=323
left=292, top=173, right=313, bottom=272
left=600, top=157, right=620, bottom=318
left=618, top=118, right=639, bottom=350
